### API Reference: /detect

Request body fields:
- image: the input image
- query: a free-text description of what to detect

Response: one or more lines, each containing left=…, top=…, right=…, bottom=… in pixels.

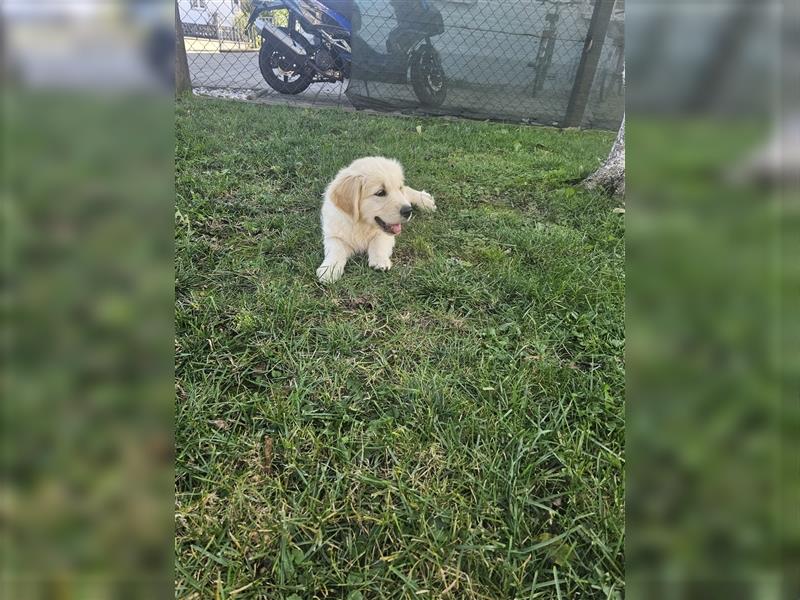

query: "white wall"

left=178, top=0, right=242, bottom=27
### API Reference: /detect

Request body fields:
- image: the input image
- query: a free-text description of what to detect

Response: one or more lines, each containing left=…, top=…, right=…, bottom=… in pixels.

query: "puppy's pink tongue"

left=390, top=223, right=402, bottom=234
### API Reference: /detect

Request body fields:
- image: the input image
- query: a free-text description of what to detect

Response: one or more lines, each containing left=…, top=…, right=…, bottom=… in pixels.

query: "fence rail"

left=182, top=22, right=240, bottom=41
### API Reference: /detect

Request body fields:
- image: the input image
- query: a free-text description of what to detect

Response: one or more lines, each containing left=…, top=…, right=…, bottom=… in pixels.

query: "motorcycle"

left=245, top=0, right=447, bottom=106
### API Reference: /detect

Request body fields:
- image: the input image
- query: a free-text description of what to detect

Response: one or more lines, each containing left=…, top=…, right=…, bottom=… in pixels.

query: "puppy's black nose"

left=400, top=205, right=413, bottom=219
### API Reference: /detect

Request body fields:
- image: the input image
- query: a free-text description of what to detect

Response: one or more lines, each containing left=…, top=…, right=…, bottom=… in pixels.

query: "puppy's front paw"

left=317, top=262, right=344, bottom=284
left=369, top=257, right=392, bottom=272
left=418, top=191, right=436, bottom=212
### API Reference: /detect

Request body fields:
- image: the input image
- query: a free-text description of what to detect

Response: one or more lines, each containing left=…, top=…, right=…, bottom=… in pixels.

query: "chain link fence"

left=179, top=0, right=624, bottom=129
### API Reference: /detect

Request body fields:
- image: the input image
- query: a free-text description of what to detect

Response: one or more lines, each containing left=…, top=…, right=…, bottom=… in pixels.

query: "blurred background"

left=2, top=2, right=175, bottom=599
left=1, top=0, right=797, bottom=598
left=626, top=0, right=798, bottom=598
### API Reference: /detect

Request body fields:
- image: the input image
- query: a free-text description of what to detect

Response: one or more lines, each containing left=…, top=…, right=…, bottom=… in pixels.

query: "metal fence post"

left=176, top=0, right=192, bottom=95
left=531, top=11, right=559, bottom=98
left=563, top=0, right=615, bottom=128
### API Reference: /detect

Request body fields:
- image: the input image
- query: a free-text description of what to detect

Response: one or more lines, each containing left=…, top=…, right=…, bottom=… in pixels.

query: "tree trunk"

left=584, top=114, right=625, bottom=198
left=175, top=0, right=192, bottom=95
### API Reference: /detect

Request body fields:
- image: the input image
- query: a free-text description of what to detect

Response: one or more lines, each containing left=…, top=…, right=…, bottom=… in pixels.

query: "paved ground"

left=187, top=50, right=622, bottom=129
left=187, top=49, right=562, bottom=122
left=187, top=50, right=348, bottom=107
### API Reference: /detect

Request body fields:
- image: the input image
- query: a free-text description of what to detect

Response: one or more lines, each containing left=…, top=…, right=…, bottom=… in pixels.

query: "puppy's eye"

left=375, top=189, right=386, bottom=197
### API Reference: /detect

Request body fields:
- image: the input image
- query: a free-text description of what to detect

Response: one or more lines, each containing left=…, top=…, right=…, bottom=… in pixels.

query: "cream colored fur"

left=317, top=157, right=436, bottom=284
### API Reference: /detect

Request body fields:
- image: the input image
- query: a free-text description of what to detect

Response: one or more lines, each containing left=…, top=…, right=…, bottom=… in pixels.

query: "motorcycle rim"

left=258, top=39, right=313, bottom=94
left=269, top=51, right=304, bottom=84
left=421, top=50, right=444, bottom=92
left=410, top=45, right=447, bottom=107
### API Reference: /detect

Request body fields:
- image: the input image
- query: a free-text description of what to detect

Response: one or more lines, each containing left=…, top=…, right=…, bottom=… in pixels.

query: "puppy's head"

left=328, top=157, right=413, bottom=235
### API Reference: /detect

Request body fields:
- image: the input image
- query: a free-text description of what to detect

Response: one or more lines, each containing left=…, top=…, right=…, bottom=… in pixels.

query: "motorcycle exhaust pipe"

left=259, top=19, right=308, bottom=61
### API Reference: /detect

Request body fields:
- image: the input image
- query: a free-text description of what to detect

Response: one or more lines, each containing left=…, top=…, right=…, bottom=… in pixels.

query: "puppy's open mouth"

left=375, top=217, right=402, bottom=235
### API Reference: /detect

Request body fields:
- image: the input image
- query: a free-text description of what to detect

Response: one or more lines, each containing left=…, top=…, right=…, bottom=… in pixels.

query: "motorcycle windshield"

left=346, top=0, right=624, bottom=129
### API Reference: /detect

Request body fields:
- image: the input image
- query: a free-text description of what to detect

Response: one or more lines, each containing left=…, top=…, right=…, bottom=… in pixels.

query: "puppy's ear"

left=330, top=171, right=364, bottom=221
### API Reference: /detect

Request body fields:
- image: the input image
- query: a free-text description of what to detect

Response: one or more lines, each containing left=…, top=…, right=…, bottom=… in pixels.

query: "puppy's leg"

left=368, top=234, right=395, bottom=271
left=403, top=186, right=437, bottom=212
left=317, top=237, right=351, bottom=284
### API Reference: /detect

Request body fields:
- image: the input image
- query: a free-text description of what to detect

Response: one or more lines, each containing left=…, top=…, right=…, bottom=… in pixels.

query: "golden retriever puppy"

left=317, top=156, right=436, bottom=284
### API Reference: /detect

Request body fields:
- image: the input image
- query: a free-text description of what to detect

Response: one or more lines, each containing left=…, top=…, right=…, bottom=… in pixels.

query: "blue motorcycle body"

left=247, top=0, right=447, bottom=106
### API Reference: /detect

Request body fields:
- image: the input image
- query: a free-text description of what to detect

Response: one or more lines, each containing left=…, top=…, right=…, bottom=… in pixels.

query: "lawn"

left=175, top=96, right=624, bottom=599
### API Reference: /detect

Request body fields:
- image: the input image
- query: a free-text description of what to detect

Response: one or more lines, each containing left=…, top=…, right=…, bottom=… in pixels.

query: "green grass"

left=175, top=96, right=624, bottom=599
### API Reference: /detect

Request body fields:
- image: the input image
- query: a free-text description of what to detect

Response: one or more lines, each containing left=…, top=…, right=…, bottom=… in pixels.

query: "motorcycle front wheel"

left=258, top=39, right=313, bottom=95
left=410, top=44, right=447, bottom=108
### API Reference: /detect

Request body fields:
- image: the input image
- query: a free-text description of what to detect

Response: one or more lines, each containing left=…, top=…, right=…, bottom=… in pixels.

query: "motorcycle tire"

left=258, top=39, right=313, bottom=95
left=410, top=44, right=447, bottom=108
